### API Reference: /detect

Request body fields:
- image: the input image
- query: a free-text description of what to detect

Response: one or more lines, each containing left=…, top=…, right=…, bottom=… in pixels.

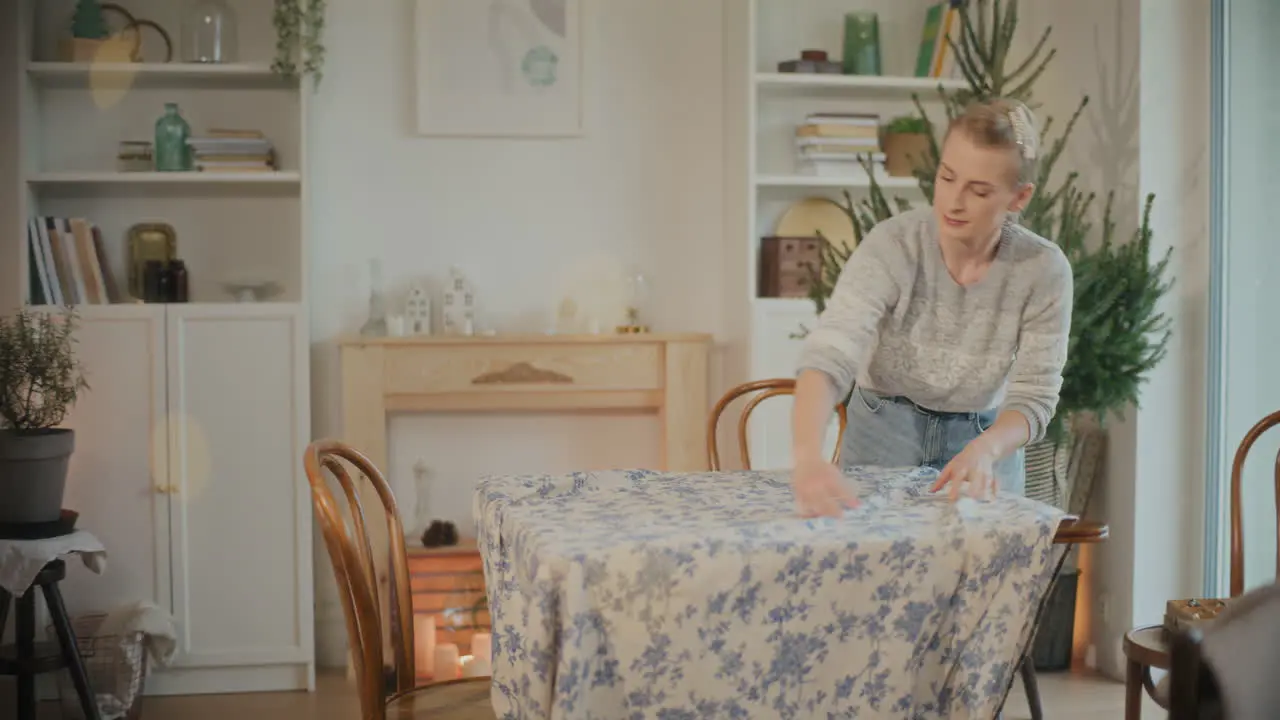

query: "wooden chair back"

left=303, top=440, right=416, bottom=719
left=707, top=378, right=847, bottom=470
left=1228, top=410, right=1280, bottom=596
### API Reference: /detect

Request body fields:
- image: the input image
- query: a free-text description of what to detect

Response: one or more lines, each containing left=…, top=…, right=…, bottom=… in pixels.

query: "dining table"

left=473, top=465, right=1068, bottom=719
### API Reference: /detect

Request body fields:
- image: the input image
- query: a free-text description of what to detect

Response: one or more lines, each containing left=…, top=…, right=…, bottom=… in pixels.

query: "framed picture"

left=414, top=0, right=585, bottom=138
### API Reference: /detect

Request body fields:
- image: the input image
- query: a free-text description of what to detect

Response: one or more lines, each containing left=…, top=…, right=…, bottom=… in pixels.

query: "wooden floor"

left=24, top=668, right=1163, bottom=719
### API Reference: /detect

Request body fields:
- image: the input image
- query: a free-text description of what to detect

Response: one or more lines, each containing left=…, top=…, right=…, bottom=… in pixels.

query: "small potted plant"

left=0, top=307, right=89, bottom=525
left=881, top=114, right=932, bottom=178
left=63, top=0, right=137, bottom=63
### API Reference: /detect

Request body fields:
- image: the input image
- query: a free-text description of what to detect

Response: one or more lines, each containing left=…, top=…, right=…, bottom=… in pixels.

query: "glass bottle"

left=359, top=259, right=389, bottom=336
left=154, top=103, right=192, bottom=172
left=182, top=0, right=238, bottom=64
left=621, top=268, right=651, bottom=332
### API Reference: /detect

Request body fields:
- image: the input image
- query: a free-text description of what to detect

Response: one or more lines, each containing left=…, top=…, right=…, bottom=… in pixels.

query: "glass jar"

left=182, top=0, right=238, bottom=64
left=154, top=103, right=192, bottom=172
left=620, top=268, right=651, bottom=333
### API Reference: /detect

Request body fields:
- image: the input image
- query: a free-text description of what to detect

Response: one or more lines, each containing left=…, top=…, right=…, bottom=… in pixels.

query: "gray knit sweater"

left=796, top=207, right=1073, bottom=443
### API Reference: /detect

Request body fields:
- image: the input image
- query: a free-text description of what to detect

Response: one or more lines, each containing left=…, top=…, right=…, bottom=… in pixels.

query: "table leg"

left=16, top=589, right=36, bottom=720
left=1020, top=660, right=1044, bottom=720
left=43, top=582, right=102, bottom=720
left=1125, top=660, right=1145, bottom=720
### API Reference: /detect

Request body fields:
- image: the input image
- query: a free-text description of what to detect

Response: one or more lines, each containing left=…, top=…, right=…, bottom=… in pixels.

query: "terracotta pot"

left=881, top=132, right=932, bottom=177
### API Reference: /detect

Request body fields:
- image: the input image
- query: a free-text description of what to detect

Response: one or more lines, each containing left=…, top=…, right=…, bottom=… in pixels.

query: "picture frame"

left=413, top=0, right=585, bottom=138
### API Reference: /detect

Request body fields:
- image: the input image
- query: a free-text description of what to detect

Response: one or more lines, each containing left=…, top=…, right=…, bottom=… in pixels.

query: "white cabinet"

left=58, top=304, right=313, bottom=696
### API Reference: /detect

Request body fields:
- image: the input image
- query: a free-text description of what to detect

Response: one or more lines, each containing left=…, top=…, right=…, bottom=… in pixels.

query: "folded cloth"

left=0, top=530, right=107, bottom=596
left=95, top=600, right=179, bottom=668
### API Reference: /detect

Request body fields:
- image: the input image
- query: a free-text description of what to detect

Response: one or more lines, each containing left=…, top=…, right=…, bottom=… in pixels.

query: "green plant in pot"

left=0, top=307, right=89, bottom=525
left=880, top=114, right=931, bottom=178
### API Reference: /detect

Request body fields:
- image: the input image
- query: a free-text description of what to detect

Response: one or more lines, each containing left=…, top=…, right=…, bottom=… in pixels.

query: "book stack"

left=795, top=112, right=886, bottom=178
left=26, top=216, right=122, bottom=305
left=187, top=129, right=276, bottom=173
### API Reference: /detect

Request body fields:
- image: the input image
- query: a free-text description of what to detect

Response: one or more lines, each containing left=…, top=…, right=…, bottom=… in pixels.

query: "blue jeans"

left=840, top=386, right=1027, bottom=496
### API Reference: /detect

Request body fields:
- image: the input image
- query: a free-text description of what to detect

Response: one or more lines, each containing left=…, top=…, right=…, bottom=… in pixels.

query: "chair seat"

left=1124, top=625, right=1172, bottom=670
left=387, top=677, right=496, bottom=719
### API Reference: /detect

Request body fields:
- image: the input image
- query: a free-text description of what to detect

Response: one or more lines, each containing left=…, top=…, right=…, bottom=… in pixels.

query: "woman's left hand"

left=932, top=439, right=998, bottom=500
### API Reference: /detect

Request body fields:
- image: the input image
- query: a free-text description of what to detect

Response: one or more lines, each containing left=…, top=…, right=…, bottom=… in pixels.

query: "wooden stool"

left=0, top=558, right=102, bottom=720
left=1122, top=625, right=1171, bottom=719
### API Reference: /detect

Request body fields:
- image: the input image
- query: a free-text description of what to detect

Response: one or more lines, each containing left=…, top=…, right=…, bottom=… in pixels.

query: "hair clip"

left=1008, top=106, right=1036, bottom=161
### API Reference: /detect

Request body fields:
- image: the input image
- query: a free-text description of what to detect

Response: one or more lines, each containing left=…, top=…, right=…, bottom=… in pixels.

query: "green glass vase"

left=154, top=102, right=192, bottom=172
left=842, top=12, right=882, bottom=76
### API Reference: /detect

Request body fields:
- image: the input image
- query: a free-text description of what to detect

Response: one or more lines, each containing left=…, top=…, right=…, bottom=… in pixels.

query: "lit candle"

left=414, top=614, right=436, bottom=677
left=434, top=643, right=460, bottom=680
left=470, top=632, right=492, bottom=663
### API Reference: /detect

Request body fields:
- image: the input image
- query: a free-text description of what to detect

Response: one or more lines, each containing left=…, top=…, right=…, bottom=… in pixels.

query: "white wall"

left=306, top=0, right=730, bottom=666
left=0, top=0, right=18, bottom=314
left=1095, top=0, right=1212, bottom=680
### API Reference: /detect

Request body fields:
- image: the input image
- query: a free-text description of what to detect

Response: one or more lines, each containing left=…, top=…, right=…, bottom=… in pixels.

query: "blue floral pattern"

left=473, top=466, right=1066, bottom=719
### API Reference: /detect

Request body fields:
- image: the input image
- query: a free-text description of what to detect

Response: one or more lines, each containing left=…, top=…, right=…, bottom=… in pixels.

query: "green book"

left=915, top=3, right=945, bottom=77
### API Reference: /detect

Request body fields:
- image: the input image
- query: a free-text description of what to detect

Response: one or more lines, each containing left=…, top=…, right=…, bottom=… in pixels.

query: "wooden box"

left=1164, top=597, right=1230, bottom=635
left=407, top=540, right=489, bottom=656
left=759, top=236, right=823, bottom=298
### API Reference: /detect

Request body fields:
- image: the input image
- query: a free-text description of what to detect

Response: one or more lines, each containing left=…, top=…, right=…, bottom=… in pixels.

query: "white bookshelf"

left=727, top=0, right=955, bottom=470
left=7, top=0, right=314, bottom=697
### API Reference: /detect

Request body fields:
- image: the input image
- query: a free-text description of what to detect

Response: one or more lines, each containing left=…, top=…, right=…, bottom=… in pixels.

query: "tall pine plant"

left=806, top=0, right=1172, bottom=444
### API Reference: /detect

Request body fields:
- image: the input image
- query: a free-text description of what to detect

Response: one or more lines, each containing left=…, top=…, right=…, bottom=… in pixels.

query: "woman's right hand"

left=791, top=457, right=858, bottom=518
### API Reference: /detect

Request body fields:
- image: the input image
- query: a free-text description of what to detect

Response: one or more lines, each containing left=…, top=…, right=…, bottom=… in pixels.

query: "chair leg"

left=1020, top=659, right=1044, bottom=720
left=43, top=582, right=102, bottom=720
left=16, top=590, right=36, bottom=720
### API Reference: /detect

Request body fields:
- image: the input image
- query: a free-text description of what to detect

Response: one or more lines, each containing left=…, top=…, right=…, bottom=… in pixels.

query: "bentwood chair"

left=303, top=440, right=494, bottom=720
left=1123, top=410, right=1280, bottom=720
left=706, top=378, right=847, bottom=470
left=706, top=379, right=1109, bottom=720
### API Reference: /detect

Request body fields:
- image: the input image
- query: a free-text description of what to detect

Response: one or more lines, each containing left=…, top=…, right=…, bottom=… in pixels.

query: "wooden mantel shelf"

left=339, top=331, right=713, bottom=476
left=339, top=332, right=711, bottom=346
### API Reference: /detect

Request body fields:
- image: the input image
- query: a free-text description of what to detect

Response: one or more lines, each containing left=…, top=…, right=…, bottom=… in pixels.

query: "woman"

left=791, top=98, right=1073, bottom=518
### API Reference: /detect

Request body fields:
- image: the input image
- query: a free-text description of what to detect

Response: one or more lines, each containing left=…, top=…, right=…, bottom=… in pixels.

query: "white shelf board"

left=755, top=174, right=922, bottom=190
left=755, top=72, right=966, bottom=98
left=754, top=296, right=816, bottom=311
left=25, top=62, right=296, bottom=89
left=28, top=171, right=302, bottom=186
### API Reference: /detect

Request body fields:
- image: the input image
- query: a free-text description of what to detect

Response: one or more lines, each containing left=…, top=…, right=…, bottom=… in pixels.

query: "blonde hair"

left=944, top=98, right=1040, bottom=186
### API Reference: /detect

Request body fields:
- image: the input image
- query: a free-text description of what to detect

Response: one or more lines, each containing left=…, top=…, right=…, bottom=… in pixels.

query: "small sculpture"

left=441, top=266, right=475, bottom=336
left=406, top=285, right=431, bottom=335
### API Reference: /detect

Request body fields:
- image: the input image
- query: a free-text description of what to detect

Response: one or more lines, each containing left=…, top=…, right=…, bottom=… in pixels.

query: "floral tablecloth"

left=473, top=466, right=1066, bottom=719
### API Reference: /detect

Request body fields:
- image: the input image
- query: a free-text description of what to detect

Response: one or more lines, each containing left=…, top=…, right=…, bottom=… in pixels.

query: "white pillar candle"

left=434, top=643, right=460, bottom=680
left=414, top=614, right=436, bottom=677
left=387, top=314, right=407, bottom=337
left=461, top=655, right=492, bottom=678
left=470, top=632, right=492, bottom=663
